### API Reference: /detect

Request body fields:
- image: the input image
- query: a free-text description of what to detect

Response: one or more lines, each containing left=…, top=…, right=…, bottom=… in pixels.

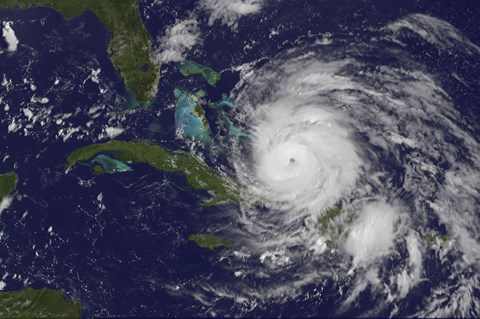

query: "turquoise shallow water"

left=89, top=154, right=133, bottom=174
left=174, top=88, right=212, bottom=143
left=0, top=0, right=479, bottom=317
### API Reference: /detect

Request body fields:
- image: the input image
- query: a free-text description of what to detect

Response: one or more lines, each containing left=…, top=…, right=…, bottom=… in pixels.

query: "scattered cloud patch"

left=199, top=0, right=264, bottom=30
left=156, top=18, right=202, bottom=64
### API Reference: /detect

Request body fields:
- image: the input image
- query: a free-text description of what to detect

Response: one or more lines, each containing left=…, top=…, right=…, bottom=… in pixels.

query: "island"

left=315, top=206, right=357, bottom=249
left=64, top=140, right=238, bottom=206
left=208, top=95, right=254, bottom=140
left=424, top=234, right=452, bottom=246
left=188, top=234, right=232, bottom=250
left=174, top=88, right=211, bottom=143
left=208, top=94, right=235, bottom=116
left=0, top=287, right=82, bottom=319
left=316, top=206, right=343, bottom=234
left=0, top=172, right=18, bottom=200
left=1, top=0, right=160, bottom=107
left=178, top=61, right=221, bottom=87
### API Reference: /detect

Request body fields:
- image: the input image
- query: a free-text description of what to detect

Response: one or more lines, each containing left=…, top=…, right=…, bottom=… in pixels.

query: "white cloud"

left=2, top=21, right=19, bottom=52
left=156, top=18, right=202, bottom=64
left=199, top=0, right=264, bottom=30
left=343, top=201, right=399, bottom=267
left=249, top=98, right=361, bottom=215
left=395, top=233, right=423, bottom=299
left=0, top=196, right=13, bottom=216
left=105, top=127, right=124, bottom=138
left=386, top=13, right=480, bottom=56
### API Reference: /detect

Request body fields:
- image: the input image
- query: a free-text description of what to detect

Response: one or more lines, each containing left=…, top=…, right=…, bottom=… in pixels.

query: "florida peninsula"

left=2, top=0, right=160, bottom=106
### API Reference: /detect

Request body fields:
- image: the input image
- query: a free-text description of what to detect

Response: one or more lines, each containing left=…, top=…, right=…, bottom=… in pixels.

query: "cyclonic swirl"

left=189, top=14, right=480, bottom=317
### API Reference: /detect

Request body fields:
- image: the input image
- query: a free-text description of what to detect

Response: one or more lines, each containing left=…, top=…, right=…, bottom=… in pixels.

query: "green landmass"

left=191, top=99, right=210, bottom=130
left=178, top=61, right=221, bottom=87
left=92, top=164, right=104, bottom=175
left=64, top=140, right=238, bottom=206
left=174, top=88, right=211, bottom=142
left=1, top=0, right=160, bottom=106
left=424, top=234, right=452, bottom=246
left=315, top=206, right=357, bottom=248
left=316, top=206, right=343, bottom=234
left=0, top=287, right=82, bottom=319
left=188, top=234, right=232, bottom=250
left=0, top=173, right=18, bottom=200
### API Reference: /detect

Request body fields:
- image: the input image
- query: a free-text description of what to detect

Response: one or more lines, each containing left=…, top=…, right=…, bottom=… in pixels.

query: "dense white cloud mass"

left=243, top=61, right=362, bottom=216
left=343, top=201, right=398, bottom=267
left=2, top=21, right=19, bottom=52
left=173, top=13, right=480, bottom=318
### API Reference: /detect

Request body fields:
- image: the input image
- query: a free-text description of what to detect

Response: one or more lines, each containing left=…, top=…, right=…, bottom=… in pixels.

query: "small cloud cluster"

left=199, top=0, right=264, bottom=30
left=156, top=18, right=202, bottom=64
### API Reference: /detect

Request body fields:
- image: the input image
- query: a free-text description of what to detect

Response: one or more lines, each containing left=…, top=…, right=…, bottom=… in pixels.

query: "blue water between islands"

left=1, top=0, right=480, bottom=317
left=0, top=7, right=238, bottom=317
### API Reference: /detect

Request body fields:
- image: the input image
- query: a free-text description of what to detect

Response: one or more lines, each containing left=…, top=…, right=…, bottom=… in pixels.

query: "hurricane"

left=243, top=85, right=362, bottom=215
left=176, top=13, right=480, bottom=317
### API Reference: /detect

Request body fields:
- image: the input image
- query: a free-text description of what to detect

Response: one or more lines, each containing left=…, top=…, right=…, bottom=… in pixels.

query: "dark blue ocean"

left=0, top=0, right=479, bottom=317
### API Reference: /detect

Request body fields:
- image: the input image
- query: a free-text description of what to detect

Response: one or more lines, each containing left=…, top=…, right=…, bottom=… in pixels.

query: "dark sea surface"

left=0, top=1, right=479, bottom=317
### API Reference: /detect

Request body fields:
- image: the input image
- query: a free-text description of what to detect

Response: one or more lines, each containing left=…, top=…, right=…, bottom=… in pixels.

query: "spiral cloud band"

left=250, top=96, right=361, bottom=214
left=178, top=14, right=480, bottom=317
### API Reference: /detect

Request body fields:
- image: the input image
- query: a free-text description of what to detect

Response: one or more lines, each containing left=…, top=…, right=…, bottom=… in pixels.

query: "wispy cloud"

left=386, top=13, right=480, bottom=56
